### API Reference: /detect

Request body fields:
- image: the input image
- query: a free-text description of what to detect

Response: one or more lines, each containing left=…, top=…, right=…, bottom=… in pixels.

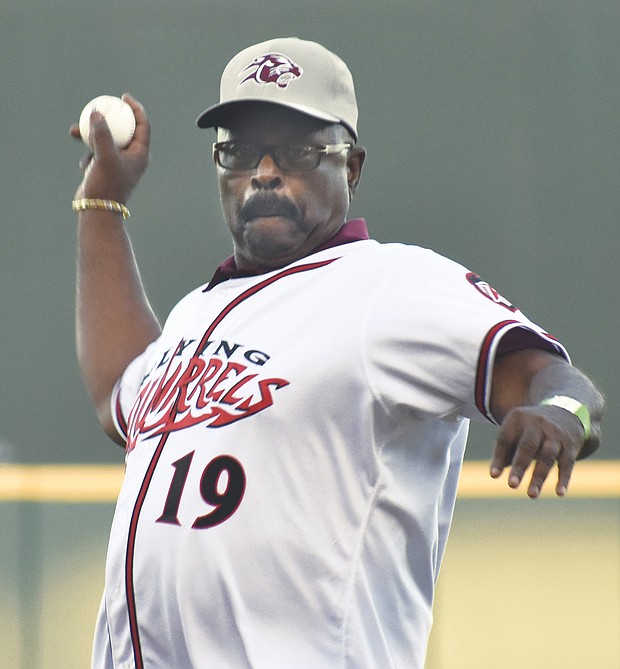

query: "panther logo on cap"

left=239, top=53, right=303, bottom=89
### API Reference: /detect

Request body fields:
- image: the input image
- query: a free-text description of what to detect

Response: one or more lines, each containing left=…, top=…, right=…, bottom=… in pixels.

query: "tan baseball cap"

left=196, top=37, right=359, bottom=141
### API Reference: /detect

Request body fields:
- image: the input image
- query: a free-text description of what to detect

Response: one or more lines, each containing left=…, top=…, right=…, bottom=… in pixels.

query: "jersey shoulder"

left=320, top=238, right=463, bottom=270
left=338, top=240, right=474, bottom=286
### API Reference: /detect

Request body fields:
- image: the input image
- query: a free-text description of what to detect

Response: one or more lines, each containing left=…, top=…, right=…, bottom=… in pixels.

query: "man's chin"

left=239, top=217, right=311, bottom=267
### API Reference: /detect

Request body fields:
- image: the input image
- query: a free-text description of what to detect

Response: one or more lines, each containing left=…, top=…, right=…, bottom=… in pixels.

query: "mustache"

left=240, top=193, right=301, bottom=223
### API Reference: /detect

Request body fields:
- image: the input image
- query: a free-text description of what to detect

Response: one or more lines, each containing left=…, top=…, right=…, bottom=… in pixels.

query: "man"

left=71, top=37, right=604, bottom=669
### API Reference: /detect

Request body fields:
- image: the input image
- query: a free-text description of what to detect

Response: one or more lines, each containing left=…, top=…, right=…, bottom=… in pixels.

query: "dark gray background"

left=1, top=0, right=617, bottom=463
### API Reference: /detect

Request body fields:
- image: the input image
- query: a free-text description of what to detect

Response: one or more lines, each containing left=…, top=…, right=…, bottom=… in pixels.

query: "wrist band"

left=72, top=198, right=130, bottom=219
left=540, top=396, right=592, bottom=440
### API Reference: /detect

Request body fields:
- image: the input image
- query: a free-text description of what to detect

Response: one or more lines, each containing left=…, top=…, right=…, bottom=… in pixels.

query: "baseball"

left=79, top=95, right=136, bottom=149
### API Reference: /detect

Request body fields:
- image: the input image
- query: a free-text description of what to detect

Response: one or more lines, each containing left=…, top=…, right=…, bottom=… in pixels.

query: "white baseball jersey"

left=93, top=222, right=568, bottom=669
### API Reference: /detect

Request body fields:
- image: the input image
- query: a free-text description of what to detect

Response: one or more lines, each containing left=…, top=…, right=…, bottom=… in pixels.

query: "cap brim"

left=196, top=99, right=355, bottom=140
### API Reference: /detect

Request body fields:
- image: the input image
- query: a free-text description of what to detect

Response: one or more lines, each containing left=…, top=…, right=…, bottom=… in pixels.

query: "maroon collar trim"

left=205, top=218, right=369, bottom=291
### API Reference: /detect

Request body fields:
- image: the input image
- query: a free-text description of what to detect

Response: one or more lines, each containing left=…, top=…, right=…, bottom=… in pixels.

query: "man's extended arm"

left=489, top=348, right=605, bottom=498
left=71, top=94, right=162, bottom=443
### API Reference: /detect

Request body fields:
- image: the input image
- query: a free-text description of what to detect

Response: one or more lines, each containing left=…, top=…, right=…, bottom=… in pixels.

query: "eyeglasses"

left=213, top=141, right=353, bottom=172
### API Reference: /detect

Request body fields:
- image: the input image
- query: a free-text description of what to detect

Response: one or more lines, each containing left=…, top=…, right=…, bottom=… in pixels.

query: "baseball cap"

left=196, top=37, right=359, bottom=141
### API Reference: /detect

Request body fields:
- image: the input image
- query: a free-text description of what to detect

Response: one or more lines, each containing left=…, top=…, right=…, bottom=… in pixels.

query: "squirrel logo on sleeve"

left=466, top=272, right=518, bottom=312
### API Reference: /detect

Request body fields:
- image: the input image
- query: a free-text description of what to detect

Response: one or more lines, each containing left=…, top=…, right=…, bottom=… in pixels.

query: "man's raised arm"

left=71, top=94, right=162, bottom=443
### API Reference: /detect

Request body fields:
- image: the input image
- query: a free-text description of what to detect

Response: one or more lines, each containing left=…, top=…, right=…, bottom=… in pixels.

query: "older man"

left=72, top=37, right=603, bottom=669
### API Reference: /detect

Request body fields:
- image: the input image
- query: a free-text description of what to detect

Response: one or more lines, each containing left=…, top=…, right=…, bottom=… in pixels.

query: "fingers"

left=520, top=436, right=561, bottom=498
left=121, top=93, right=151, bottom=148
left=70, top=110, right=115, bottom=173
left=555, top=448, right=576, bottom=497
left=490, top=407, right=582, bottom=499
left=490, top=431, right=514, bottom=479
left=71, top=94, right=150, bottom=203
left=491, top=420, right=550, bottom=497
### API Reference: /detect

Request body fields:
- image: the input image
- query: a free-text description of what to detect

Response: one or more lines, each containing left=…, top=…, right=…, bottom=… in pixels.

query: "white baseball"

left=79, top=95, right=136, bottom=149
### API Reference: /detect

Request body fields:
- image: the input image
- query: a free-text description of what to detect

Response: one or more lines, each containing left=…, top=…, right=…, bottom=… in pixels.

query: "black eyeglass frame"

left=212, top=141, right=354, bottom=172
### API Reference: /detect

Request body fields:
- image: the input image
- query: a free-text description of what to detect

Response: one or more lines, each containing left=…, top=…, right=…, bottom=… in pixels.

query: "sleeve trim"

left=111, top=378, right=128, bottom=442
left=474, top=321, right=570, bottom=424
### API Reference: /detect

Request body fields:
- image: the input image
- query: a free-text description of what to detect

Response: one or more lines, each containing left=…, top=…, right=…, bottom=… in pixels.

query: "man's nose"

left=250, top=153, right=283, bottom=190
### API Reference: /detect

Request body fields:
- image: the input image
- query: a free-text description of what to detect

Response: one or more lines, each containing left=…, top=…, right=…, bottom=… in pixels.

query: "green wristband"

left=540, top=396, right=592, bottom=440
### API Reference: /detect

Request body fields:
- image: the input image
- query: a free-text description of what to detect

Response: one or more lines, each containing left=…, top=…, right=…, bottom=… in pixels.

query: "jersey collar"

left=205, top=218, right=369, bottom=290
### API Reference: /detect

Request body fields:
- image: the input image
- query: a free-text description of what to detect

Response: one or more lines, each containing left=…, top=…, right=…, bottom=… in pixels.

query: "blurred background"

left=1, top=0, right=618, bottom=666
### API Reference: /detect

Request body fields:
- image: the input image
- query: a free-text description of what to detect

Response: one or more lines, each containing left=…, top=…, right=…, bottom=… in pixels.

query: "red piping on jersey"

left=124, top=257, right=338, bottom=669
left=195, top=258, right=337, bottom=356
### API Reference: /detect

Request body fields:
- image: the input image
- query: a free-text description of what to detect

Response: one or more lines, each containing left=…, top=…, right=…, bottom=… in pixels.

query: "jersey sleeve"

left=110, top=339, right=161, bottom=443
left=472, top=318, right=568, bottom=424
left=363, top=246, right=569, bottom=424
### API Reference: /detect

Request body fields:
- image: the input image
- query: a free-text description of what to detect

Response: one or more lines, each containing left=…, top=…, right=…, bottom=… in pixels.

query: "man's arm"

left=71, top=94, right=162, bottom=443
left=489, top=348, right=605, bottom=498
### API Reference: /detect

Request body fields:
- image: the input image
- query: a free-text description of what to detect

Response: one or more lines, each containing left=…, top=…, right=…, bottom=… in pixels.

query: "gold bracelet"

left=72, top=198, right=130, bottom=219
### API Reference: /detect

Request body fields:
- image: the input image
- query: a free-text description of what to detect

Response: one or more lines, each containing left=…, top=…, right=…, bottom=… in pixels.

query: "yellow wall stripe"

left=0, top=461, right=618, bottom=503
left=0, top=465, right=123, bottom=503
left=457, top=460, right=620, bottom=498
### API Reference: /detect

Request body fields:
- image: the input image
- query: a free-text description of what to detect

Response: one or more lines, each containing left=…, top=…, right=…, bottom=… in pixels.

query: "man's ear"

left=347, top=145, right=366, bottom=200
